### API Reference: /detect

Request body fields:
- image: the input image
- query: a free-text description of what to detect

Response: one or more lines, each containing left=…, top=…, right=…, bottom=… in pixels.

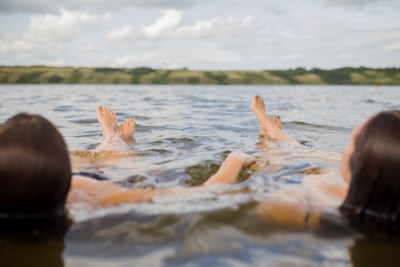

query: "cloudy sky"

left=0, top=0, right=399, bottom=70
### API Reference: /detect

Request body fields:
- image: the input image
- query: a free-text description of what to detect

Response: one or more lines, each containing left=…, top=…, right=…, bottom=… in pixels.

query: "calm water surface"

left=1, top=85, right=400, bottom=267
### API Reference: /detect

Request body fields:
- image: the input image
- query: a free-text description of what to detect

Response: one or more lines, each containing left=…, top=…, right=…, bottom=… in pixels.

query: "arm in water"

left=68, top=151, right=256, bottom=207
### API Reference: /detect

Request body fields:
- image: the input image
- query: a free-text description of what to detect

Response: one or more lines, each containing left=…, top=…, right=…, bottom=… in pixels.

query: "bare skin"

left=77, top=98, right=347, bottom=227
left=70, top=98, right=339, bottom=220
left=115, top=118, right=135, bottom=139
left=96, top=106, right=118, bottom=140
left=69, top=97, right=348, bottom=229
left=97, top=106, right=135, bottom=140
left=68, top=105, right=257, bottom=207
left=203, top=151, right=256, bottom=186
left=96, top=106, right=125, bottom=152
left=272, top=115, right=282, bottom=130
left=251, top=96, right=296, bottom=142
left=252, top=95, right=350, bottom=229
left=67, top=151, right=255, bottom=208
left=70, top=106, right=136, bottom=169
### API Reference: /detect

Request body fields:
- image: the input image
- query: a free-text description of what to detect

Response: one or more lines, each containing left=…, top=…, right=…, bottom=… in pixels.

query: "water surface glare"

left=1, top=85, right=400, bottom=267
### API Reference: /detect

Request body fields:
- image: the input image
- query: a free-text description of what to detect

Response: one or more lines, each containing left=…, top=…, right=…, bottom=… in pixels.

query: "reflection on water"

left=0, top=217, right=69, bottom=267
left=350, top=238, right=400, bottom=267
left=64, top=207, right=350, bottom=267
left=1, top=85, right=400, bottom=266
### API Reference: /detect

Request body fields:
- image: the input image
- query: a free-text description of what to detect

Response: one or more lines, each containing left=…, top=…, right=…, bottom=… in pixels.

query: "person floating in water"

left=251, top=95, right=400, bottom=234
left=0, top=111, right=255, bottom=220
left=0, top=97, right=399, bottom=236
left=69, top=106, right=136, bottom=165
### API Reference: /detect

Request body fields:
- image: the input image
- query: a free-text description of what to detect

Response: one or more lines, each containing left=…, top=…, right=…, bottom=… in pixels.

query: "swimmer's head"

left=0, top=113, right=71, bottom=219
left=340, top=110, right=400, bottom=233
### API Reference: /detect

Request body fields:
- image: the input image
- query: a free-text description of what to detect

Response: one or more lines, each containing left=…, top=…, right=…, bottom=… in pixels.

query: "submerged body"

left=68, top=106, right=256, bottom=210
left=0, top=95, right=399, bottom=235
left=252, top=96, right=400, bottom=233
left=69, top=98, right=348, bottom=229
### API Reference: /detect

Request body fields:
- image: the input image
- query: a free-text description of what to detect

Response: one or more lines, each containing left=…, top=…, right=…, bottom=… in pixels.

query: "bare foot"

left=251, top=96, right=297, bottom=143
left=273, top=115, right=282, bottom=130
left=96, top=106, right=117, bottom=140
left=115, top=118, right=135, bottom=138
left=252, top=96, right=268, bottom=136
left=251, top=96, right=267, bottom=116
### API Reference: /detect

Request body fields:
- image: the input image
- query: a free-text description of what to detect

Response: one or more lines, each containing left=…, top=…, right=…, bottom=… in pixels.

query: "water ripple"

left=1, top=85, right=399, bottom=267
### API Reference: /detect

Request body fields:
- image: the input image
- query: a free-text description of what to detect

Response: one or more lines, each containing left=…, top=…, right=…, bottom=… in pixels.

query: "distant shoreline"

left=1, top=66, right=399, bottom=85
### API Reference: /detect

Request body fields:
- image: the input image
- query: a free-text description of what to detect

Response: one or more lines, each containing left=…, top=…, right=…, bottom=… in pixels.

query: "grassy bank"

left=0, top=66, right=399, bottom=85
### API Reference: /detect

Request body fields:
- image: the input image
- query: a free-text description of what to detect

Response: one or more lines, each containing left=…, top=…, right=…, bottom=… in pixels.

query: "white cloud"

left=112, top=13, right=253, bottom=41
left=2, top=0, right=396, bottom=14
left=107, top=26, right=133, bottom=41
left=384, top=41, right=400, bottom=51
left=107, top=12, right=253, bottom=41
left=115, top=52, right=156, bottom=65
left=0, top=0, right=203, bottom=14
left=1, top=1, right=399, bottom=69
left=0, top=39, right=35, bottom=53
left=142, top=9, right=182, bottom=38
left=26, top=9, right=110, bottom=42
left=174, top=15, right=252, bottom=40
left=0, top=8, right=110, bottom=66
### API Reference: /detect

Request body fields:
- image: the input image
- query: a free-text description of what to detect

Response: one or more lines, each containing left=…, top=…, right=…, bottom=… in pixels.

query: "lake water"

left=1, top=85, right=400, bottom=267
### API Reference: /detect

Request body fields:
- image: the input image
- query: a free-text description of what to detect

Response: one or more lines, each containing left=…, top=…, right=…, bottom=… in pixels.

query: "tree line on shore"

left=0, top=66, right=399, bottom=85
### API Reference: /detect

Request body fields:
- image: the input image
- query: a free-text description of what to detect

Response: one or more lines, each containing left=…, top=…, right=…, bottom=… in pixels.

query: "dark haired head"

left=0, top=113, right=71, bottom=219
left=340, top=110, right=400, bottom=234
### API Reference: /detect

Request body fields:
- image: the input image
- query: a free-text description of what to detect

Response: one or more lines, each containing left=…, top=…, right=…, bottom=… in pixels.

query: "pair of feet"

left=252, top=95, right=283, bottom=137
left=96, top=106, right=135, bottom=140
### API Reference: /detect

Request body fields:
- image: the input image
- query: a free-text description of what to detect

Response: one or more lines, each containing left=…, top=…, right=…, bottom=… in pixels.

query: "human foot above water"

left=96, top=106, right=117, bottom=140
left=272, top=115, right=282, bottom=130
left=252, top=96, right=270, bottom=137
left=115, top=118, right=135, bottom=138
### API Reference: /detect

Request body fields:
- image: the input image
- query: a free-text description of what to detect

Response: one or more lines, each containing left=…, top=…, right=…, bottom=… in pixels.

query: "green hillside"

left=0, top=66, right=399, bottom=85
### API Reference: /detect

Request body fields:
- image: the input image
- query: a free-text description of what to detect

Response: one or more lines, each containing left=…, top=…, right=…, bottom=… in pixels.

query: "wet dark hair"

left=340, top=110, right=400, bottom=234
left=0, top=113, right=71, bottom=219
